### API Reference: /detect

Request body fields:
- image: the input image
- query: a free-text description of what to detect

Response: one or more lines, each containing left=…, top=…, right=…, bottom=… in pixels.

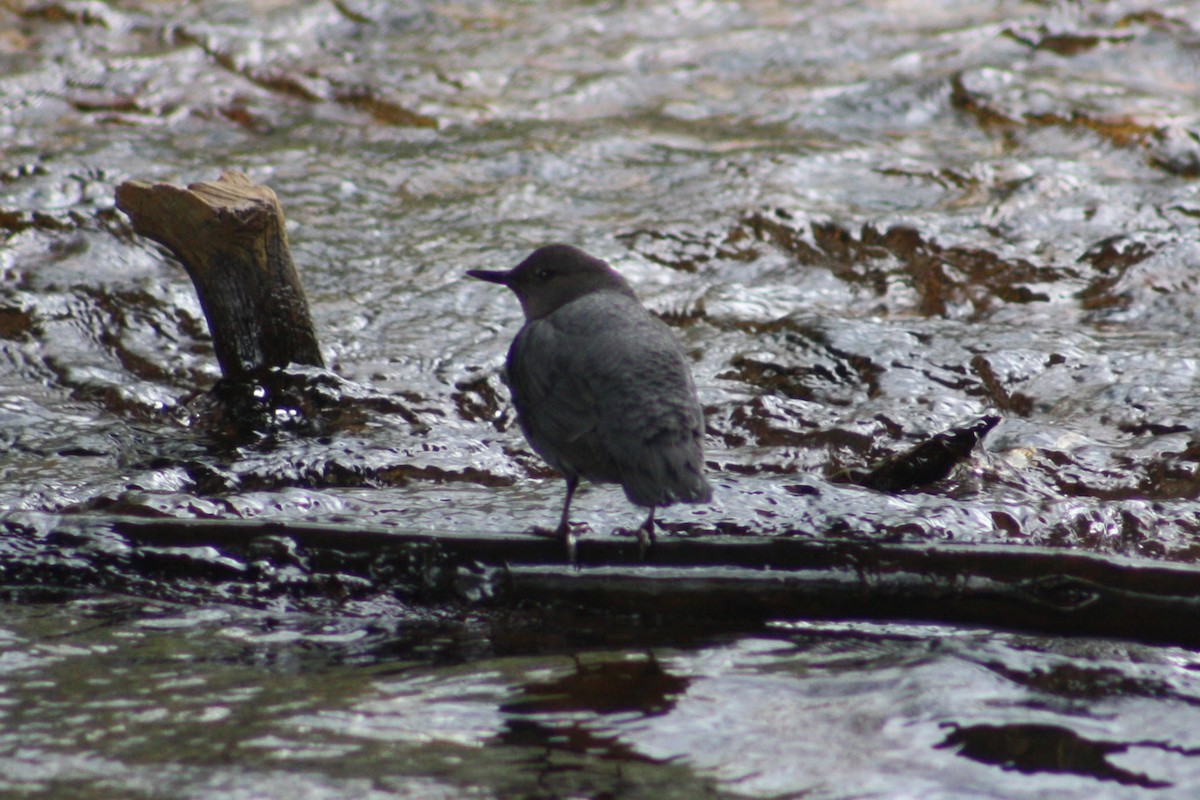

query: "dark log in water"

left=114, top=172, right=324, bottom=378
left=838, top=415, right=1000, bottom=491
left=35, top=516, right=1200, bottom=649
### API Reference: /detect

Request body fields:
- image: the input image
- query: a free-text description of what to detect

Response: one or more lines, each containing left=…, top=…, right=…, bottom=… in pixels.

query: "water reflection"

left=497, top=655, right=689, bottom=762
left=939, top=723, right=1171, bottom=789
left=3, top=601, right=1200, bottom=797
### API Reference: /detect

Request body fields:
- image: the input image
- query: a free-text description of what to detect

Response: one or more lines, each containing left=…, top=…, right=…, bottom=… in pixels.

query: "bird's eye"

left=535, top=268, right=553, bottom=281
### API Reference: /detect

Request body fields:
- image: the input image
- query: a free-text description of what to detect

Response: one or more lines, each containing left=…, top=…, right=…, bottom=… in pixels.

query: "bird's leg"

left=555, top=474, right=579, bottom=538
left=636, top=506, right=657, bottom=556
left=556, top=475, right=580, bottom=564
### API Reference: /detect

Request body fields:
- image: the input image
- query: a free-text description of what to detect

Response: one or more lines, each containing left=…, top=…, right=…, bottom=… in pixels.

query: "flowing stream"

left=3, top=1, right=1200, bottom=796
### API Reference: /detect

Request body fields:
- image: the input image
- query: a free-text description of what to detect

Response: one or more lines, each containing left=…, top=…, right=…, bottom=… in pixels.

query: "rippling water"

left=3, top=0, right=1200, bottom=795
left=4, top=599, right=1200, bottom=798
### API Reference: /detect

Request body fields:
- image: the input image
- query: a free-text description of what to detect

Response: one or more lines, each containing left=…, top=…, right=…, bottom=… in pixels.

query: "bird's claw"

left=529, top=523, right=584, bottom=564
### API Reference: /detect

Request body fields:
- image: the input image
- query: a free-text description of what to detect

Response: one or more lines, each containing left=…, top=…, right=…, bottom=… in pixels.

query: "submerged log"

left=114, top=171, right=324, bottom=378
left=838, top=414, right=1000, bottom=491
left=24, top=515, right=1200, bottom=649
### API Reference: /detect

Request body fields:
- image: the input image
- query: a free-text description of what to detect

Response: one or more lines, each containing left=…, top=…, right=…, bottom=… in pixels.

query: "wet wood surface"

left=115, top=172, right=324, bottom=378
left=67, top=515, right=1200, bottom=648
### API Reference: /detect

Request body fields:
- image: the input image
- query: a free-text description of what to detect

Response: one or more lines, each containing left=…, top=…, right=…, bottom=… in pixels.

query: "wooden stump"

left=115, top=171, right=324, bottom=379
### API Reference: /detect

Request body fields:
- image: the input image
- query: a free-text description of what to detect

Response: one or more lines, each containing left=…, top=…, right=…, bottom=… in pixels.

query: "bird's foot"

left=528, top=521, right=588, bottom=539
left=615, top=524, right=657, bottom=559
left=636, top=523, right=655, bottom=558
left=529, top=522, right=587, bottom=564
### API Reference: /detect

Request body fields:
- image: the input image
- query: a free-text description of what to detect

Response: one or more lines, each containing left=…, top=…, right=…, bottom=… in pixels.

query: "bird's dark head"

left=467, top=244, right=637, bottom=320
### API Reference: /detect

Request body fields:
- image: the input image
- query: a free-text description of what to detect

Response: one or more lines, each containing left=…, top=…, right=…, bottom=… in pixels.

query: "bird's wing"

left=507, top=317, right=601, bottom=446
left=588, top=327, right=712, bottom=505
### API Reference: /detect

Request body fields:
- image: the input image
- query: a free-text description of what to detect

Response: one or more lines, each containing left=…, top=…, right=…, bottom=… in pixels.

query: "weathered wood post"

left=115, top=171, right=324, bottom=379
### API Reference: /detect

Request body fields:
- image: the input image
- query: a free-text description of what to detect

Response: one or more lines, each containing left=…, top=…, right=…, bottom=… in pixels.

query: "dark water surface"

left=6, top=597, right=1200, bottom=799
left=3, top=0, right=1200, bottom=796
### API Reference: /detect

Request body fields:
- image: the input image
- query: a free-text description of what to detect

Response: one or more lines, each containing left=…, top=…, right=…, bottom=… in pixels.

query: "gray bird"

left=467, top=244, right=712, bottom=543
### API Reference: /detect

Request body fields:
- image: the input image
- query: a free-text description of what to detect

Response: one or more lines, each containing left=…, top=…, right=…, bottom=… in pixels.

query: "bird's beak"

left=466, top=268, right=512, bottom=285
